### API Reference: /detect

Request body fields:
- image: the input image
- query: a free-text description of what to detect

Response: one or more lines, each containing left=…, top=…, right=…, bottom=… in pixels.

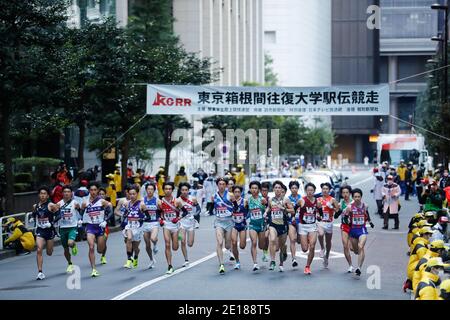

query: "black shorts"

left=269, top=223, right=287, bottom=237
left=36, top=227, right=56, bottom=241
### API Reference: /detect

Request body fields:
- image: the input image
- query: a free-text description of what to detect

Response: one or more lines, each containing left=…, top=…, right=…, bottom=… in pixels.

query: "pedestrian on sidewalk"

left=382, top=175, right=401, bottom=230
left=371, top=170, right=384, bottom=218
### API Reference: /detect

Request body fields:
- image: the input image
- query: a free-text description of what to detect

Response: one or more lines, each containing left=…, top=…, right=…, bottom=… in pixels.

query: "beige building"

left=173, top=0, right=264, bottom=86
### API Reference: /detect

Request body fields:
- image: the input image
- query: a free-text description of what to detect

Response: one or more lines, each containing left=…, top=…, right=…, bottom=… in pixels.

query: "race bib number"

left=89, top=213, right=100, bottom=224
left=37, top=218, right=49, bottom=228
left=164, top=212, right=176, bottom=221
left=128, top=218, right=141, bottom=229
left=233, top=214, right=244, bottom=223
left=216, top=206, right=230, bottom=218
left=303, top=214, right=315, bottom=224
left=271, top=210, right=283, bottom=220
left=352, top=215, right=365, bottom=226
left=322, top=212, right=330, bottom=221
left=251, top=208, right=262, bottom=220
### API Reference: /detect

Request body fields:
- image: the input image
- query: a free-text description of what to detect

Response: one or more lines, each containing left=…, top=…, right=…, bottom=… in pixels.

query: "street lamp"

left=431, top=2, right=449, bottom=104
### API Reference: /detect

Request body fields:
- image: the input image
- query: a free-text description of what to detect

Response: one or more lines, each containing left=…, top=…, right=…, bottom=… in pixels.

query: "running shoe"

left=132, top=258, right=138, bottom=268
left=183, top=260, right=190, bottom=267
left=292, top=259, right=298, bottom=268
left=91, top=269, right=100, bottom=277
left=100, top=255, right=107, bottom=265
left=166, top=265, right=175, bottom=274
left=229, top=250, right=235, bottom=261
left=66, top=264, right=74, bottom=274
left=219, top=264, right=225, bottom=275
left=304, top=266, right=311, bottom=275
left=124, top=259, right=133, bottom=269
left=148, top=260, right=155, bottom=269
left=36, top=272, right=45, bottom=280
left=323, top=257, right=329, bottom=269
left=282, top=245, right=288, bottom=262
left=262, top=250, right=268, bottom=262
left=347, top=266, right=354, bottom=273
left=234, top=262, right=241, bottom=270
left=153, top=245, right=159, bottom=255
left=355, top=268, right=361, bottom=277
left=71, top=244, right=78, bottom=256
left=253, top=264, right=260, bottom=272
left=279, top=265, right=284, bottom=272
left=269, top=261, right=276, bottom=271
left=319, top=249, right=325, bottom=258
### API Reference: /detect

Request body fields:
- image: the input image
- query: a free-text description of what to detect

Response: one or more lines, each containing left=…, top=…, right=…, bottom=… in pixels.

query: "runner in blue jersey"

left=142, top=183, right=159, bottom=269
left=122, top=185, right=146, bottom=269
left=32, top=186, right=59, bottom=280
left=288, top=181, right=302, bottom=268
left=214, top=177, right=236, bottom=274
left=98, top=187, right=113, bottom=265
left=81, top=182, right=111, bottom=277
left=231, top=186, right=248, bottom=270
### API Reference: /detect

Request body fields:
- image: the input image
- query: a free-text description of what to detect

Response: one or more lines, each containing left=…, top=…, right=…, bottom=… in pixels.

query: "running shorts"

left=318, top=221, right=334, bottom=234
left=180, top=218, right=196, bottom=231
left=142, top=221, right=159, bottom=233
left=122, top=226, right=143, bottom=241
left=340, top=223, right=351, bottom=234
left=349, top=227, right=368, bottom=239
left=249, top=220, right=265, bottom=233
left=85, top=224, right=105, bottom=237
left=60, top=227, right=77, bottom=247
left=36, top=227, right=56, bottom=241
left=269, top=223, right=287, bottom=236
left=298, top=223, right=318, bottom=236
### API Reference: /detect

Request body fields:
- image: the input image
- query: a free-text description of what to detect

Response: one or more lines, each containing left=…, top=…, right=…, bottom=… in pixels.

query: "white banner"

left=146, top=84, right=390, bottom=116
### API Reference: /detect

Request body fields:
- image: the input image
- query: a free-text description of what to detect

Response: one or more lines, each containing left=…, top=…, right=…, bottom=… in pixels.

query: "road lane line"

left=111, top=251, right=218, bottom=300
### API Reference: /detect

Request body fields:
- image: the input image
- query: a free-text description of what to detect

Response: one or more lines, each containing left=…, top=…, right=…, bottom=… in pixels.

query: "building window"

left=264, top=31, right=276, bottom=44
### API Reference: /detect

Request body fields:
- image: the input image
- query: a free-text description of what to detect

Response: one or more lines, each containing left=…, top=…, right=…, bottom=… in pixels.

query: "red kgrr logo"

left=152, top=92, right=192, bottom=107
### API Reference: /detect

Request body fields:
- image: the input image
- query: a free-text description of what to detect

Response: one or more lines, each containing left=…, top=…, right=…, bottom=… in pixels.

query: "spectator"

left=380, top=161, right=389, bottom=181
left=382, top=175, right=401, bottom=230
left=430, top=216, right=449, bottom=243
left=105, top=174, right=117, bottom=208
left=156, top=167, right=165, bottom=199
left=113, top=164, right=122, bottom=196
left=51, top=178, right=64, bottom=203
left=204, top=170, right=217, bottom=216
left=2, top=217, right=35, bottom=255
left=74, top=180, right=89, bottom=206
left=397, top=160, right=407, bottom=196
left=127, top=162, right=134, bottom=184
left=53, top=161, right=73, bottom=185
left=372, top=172, right=384, bottom=217
left=235, top=164, right=246, bottom=188
left=404, top=162, right=413, bottom=201
left=416, top=164, right=426, bottom=210
left=422, top=181, right=445, bottom=213
left=444, top=180, right=450, bottom=209
left=439, top=169, right=449, bottom=190
left=174, top=166, right=188, bottom=189
left=192, top=168, right=208, bottom=185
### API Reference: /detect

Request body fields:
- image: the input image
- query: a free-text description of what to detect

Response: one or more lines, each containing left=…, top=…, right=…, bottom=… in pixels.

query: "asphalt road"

left=0, top=169, right=415, bottom=300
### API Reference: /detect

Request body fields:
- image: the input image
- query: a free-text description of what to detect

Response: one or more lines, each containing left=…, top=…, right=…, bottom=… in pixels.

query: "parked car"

left=300, top=172, right=338, bottom=199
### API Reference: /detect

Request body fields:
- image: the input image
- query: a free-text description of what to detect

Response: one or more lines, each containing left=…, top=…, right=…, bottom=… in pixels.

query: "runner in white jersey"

left=56, top=185, right=82, bottom=274
left=122, top=185, right=146, bottom=269
left=214, top=178, right=236, bottom=274
left=317, top=182, right=339, bottom=269
left=142, top=183, right=160, bottom=269
left=81, top=182, right=111, bottom=277
left=158, top=182, right=183, bottom=274
left=178, top=182, right=200, bottom=267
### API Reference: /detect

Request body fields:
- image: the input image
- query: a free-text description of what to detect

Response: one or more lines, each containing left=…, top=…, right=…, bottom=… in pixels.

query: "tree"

left=264, top=52, right=278, bottom=86
left=0, top=0, right=68, bottom=212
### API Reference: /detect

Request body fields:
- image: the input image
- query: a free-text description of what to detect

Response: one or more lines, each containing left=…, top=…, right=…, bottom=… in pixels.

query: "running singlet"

left=269, top=197, right=287, bottom=226
left=299, top=196, right=318, bottom=225
left=318, top=195, right=335, bottom=222
left=34, top=201, right=54, bottom=228
left=213, top=190, right=233, bottom=220
left=126, top=200, right=144, bottom=229
left=83, top=197, right=105, bottom=225
left=180, top=196, right=196, bottom=220
left=248, top=195, right=265, bottom=222
left=160, top=197, right=179, bottom=222
left=349, top=202, right=367, bottom=229
left=143, top=196, right=159, bottom=222
left=339, top=199, right=352, bottom=225
left=288, top=194, right=301, bottom=222
left=57, top=199, right=79, bottom=228
left=232, top=198, right=248, bottom=225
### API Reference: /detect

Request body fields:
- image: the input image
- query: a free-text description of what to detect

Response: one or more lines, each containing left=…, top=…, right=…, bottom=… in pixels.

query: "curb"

left=0, top=225, right=123, bottom=261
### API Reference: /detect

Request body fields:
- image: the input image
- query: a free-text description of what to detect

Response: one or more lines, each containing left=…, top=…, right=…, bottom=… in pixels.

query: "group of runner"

left=210, top=178, right=374, bottom=277
left=30, top=176, right=375, bottom=280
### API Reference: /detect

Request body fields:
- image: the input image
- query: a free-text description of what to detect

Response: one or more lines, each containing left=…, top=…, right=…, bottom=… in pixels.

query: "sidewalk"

left=0, top=225, right=123, bottom=261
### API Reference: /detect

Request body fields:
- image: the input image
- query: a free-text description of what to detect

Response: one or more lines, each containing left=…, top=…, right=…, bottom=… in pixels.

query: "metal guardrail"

left=0, top=212, right=35, bottom=251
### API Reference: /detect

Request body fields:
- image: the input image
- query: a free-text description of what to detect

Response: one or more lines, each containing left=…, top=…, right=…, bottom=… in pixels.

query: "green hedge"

left=14, top=183, right=31, bottom=193
left=13, top=157, right=61, bottom=187
left=14, top=172, right=33, bottom=183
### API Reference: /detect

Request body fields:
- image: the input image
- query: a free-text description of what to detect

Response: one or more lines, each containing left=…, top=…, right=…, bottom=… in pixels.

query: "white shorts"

left=142, top=222, right=159, bottom=233
left=180, top=218, right=196, bottom=231
left=298, top=223, right=318, bottom=236
left=318, top=221, right=334, bottom=234
left=122, top=226, right=143, bottom=242
left=163, top=221, right=180, bottom=233
left=214, top=218, right=234, bottom=232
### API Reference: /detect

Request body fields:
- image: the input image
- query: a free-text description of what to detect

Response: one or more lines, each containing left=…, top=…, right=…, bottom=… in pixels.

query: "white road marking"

left=111, top=251, right=218, bottom=300
left=289, top=250, right=345, bottom=260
